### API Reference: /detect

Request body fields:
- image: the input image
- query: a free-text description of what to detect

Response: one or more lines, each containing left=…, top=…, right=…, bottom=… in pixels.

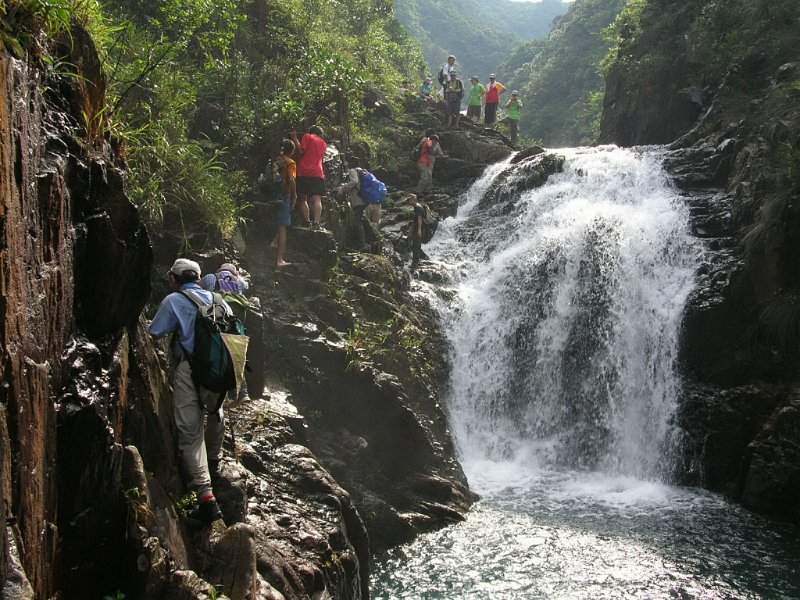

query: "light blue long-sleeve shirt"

left=148, top=283, right=227, bottom=356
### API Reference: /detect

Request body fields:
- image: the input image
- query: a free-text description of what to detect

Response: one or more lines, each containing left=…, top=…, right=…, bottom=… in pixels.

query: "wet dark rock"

left=479, top=151, right=565, bottom=209
left=2, top=34, right=371, bottom=599
left=659, top=36, right=800, bottom=523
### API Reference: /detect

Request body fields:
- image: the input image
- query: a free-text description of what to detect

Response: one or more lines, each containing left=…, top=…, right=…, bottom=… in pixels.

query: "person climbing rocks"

left=444, top=70, right=464, bottom=128
left=270, top=138, right=296, bottom=267
left=291, top=125, right=327, bottom=230
left=505, top=90, right=523, bottom=147
left=484, top=73, right=506, bottom=126
left=149, top=258, right=233, bottom=525
left=467, top=75, right=485, bottom=123
left=416, top=134, right=443, bottom=194
left=406, top=194, right=428, bottom=270
left=334, top=156, right=367, bottom=250
left=200, top=262, right=253, bottom=404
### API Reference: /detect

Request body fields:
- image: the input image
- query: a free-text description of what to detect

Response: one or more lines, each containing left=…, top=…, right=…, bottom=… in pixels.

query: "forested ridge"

left=393, top=0, right=566, bottom=85
left=503, top=0, right=623, bottom=147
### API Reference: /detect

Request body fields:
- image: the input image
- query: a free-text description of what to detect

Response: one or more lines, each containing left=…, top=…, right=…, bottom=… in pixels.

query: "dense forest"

left=503, top=0, right=623, bottom=147
left=393, top=0, right=566, bottom=85
left=2, top=0, right=425, bottom=246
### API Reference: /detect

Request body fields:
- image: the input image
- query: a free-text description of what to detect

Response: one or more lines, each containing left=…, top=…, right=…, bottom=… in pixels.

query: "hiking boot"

left=189, top=498, right=223, bottom=525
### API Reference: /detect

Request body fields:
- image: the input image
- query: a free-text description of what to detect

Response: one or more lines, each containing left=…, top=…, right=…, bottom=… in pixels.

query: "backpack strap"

left=177, top=289, right=228, bottom=414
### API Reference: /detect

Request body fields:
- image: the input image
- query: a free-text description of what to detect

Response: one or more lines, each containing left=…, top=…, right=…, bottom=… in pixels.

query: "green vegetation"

left=345, top=316, right=426, bottom=373
left=504, top=0, right=624, bottom=147
left=174, top=490, right=197, bottom=517
left=603, top=0, right=800, bottom=89
left=394, top=0, right=567, bottom=83
left=6, top=0, right=426, bottom=245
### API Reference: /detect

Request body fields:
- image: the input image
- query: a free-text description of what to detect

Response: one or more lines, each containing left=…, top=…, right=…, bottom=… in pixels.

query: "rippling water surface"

left=373, top=462, right=800, bottom=598
left=372, top=147, right=800, bottom=599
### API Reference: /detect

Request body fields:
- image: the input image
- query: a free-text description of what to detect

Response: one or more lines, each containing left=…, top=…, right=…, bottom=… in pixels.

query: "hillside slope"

left=395, top=0, right=567, bottom=81
left=503, top=0, right=623, bottom=146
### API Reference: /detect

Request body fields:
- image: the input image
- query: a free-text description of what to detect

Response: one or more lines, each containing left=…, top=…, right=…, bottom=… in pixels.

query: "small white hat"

left=168, top=258, right=201, bottom=278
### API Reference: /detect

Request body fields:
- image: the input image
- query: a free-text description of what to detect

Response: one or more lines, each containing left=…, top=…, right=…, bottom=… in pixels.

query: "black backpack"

left=437, top=68, right=445, bottom=85
left=179, top=290, right=246, bottom=407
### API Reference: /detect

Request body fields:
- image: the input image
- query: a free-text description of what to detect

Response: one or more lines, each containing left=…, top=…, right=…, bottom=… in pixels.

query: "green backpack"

left=419, top=202, right=439, bottom=243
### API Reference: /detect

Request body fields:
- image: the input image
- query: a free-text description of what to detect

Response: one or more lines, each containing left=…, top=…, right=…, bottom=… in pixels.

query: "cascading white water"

left=373, top=146, right=800, bottom=599
left=435, top=146, right=700, bottom=479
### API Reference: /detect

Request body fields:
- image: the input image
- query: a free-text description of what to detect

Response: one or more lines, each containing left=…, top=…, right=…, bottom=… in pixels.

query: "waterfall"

left=431, top=146, right=701, bottom=480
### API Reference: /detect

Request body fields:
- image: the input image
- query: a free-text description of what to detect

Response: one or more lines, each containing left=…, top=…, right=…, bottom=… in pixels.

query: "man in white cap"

left=149, top=258, right=234, bottom=525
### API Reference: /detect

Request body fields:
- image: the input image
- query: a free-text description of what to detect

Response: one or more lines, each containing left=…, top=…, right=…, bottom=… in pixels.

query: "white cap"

left=169, top=258, right=201, bottom=278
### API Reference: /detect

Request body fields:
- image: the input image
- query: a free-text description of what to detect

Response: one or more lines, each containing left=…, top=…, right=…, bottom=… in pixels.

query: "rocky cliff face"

left=665, top=60, right=800, bottom=523
left=598, top=0, right=800, bottom=522
left=1, top=30, right=372, bottom=600
left=1, top=24, right=520, bottom=597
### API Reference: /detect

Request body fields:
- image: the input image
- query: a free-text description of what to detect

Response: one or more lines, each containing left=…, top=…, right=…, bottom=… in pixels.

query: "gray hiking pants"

left=416, top=163, right=433, bottom=193
left=173, top=359, right=225, bottom=499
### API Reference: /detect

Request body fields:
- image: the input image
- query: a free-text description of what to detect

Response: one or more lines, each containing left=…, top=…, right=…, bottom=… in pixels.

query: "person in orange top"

left=416, top=134, right=443, bottom=194
left=291, top=125, right=327, bottom=229
left=484, top=73, right=506, bottom=126
left=272, top=139, right=296, bottom=267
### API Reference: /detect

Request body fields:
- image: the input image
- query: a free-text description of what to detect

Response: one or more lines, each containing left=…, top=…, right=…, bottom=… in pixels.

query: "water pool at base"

left=372, top=147, right=800, bottom=599
left=372, top=464, right=800, bottom=599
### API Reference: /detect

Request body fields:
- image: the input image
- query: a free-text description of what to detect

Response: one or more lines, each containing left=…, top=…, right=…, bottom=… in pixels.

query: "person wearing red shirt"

left=416, top=134, right=443, bottom=194
left=484, top=74, right=506, bottom=126
left=291, top=125, right=327, bottom=229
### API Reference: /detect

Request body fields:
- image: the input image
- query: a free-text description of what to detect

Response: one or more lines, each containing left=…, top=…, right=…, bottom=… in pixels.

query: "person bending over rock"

left=149, top=258, right=235, bottom=525
left=415, top=134, right=443, bottom=194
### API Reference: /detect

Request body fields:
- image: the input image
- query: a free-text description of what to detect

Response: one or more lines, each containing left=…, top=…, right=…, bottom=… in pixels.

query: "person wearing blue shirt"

left=149, top=258, right=233, bottom=525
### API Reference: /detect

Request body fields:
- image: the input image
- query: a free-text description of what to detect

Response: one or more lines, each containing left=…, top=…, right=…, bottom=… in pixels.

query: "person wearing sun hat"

left=484, top=73, right=506, bottom=125
left=505, top=90, right=523, bottom=146
left=467, top=75, right=485, bottom=122
left=149, top=258, right=235, bottom=525
left=444, top=70, right=464, bottom=127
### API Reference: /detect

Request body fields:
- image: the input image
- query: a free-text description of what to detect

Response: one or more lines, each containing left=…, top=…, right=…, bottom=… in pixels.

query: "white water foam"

left=427, top=146, right=703, bottom=481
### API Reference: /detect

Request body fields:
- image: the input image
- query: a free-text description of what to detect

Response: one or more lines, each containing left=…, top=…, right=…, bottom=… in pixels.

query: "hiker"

left=149, top=258, right=234, bottom=525
left=269, top=139, right=296, bottom=267
left=291, top=125, right=327, bottom=229
left=335, top=157, right=367, bottom=250
left=444, top=70, right=464, bottom=128
left=439, top=55, right=456, bottom=91
left=201, top=263, right=251, bottom=403
left=419, top=77, right=434, bottom=104
left=467, top=75, right=485, bottom=122
left=416, top=134, right=443, bottom=194
left=400, top=80, right=413, bottom=95
left=505, top=90, right=523, bottom=146
left=484, top=74, right=506, bottom=125
left=406, top=194, right=428, bottom=270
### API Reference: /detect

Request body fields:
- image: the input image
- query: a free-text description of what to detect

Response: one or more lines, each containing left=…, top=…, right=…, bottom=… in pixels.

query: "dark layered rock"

left=479, top=149, right=565, bottom=209
left=1, top=29, right=369, bottom=600
left=599, top=3, right=704, bottom=146
left=243, top=223, right=477, bottom=550
left=663, top=59, right=800, bottom=522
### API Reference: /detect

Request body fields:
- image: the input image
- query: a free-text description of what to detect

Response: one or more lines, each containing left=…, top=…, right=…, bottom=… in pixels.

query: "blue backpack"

left=357, top=169, right=388, bottom=205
